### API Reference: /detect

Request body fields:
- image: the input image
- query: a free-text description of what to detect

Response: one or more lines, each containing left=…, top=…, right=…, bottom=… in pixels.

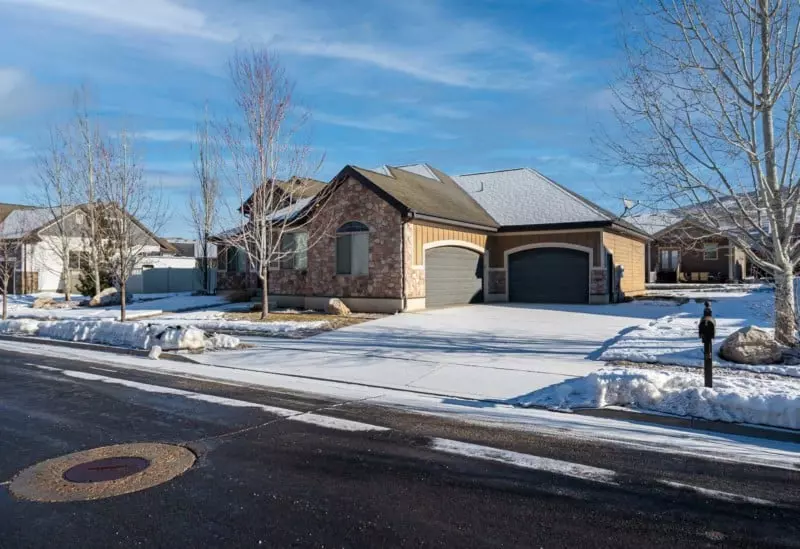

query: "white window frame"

left=703, top=243, right=719, bottom=261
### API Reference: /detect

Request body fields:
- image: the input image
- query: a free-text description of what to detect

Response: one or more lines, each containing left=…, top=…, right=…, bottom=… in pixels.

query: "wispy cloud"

left=313, top=112, right=421, bottom=134
left=0, top=0, right=235, bottom=41
left=0, top=67, right=61, bottom=120
left=0, top=135, right=31, bottom=158
left=138, top=129, right=196, bottom=142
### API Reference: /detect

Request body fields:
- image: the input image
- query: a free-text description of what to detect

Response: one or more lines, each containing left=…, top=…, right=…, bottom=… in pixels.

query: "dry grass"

left=223, top=311, right=380, bottom=330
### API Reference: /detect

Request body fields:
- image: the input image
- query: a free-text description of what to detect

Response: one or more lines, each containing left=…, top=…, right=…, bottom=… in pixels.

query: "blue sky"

left=0, top=0, right=629, bottom=237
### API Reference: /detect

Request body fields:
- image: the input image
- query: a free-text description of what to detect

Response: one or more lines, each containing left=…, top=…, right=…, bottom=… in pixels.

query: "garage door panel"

left=508, top=248, right=589, bottom=304
left=425, top=247, right=483, bottom=308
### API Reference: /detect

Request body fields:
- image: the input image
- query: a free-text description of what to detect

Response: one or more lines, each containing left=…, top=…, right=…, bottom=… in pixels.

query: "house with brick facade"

left=216, top=163, right=650, bottom=312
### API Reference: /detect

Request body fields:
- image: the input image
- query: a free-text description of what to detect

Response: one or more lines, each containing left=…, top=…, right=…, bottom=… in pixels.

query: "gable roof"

left=452, top=167, right=647, bottom=236
left=344, top=164, right=499, bottom=230
left=241, top=177, right=327, bottom=214
left=0, top=202, right=176, bottom=253
left=624, top=212, right=685, bottom=237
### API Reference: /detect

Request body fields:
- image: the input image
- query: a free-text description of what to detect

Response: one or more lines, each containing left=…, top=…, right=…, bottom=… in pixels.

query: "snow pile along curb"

left=0, top=319, right=240, bottom=351
left=517, top=368, right=800, bottom=430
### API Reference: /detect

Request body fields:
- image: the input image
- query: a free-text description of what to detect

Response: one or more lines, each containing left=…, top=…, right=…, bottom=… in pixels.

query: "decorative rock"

left=325, top=298, right=351, bottom=316
left=89, top=287, right=132, bottom=307
left=719, top=326, right=784, bottom=365
left=32, top=296, right=56, bottom=309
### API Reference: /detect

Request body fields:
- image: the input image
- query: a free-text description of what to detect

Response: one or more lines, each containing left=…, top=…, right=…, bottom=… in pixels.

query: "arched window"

left=336, top=222, right=369, bottom=275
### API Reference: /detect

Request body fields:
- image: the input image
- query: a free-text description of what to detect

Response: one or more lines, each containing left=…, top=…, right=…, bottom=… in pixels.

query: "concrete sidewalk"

left=196, top=303, right=673, bottom=401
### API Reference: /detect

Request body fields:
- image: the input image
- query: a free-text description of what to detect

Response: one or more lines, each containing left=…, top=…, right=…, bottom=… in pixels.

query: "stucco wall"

left=603, top=231, right=647, bottom=296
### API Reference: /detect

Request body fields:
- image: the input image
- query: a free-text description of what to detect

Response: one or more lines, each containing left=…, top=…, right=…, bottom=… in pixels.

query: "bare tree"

left=221, top=49, right=327, bottom=318
left=0, top=232, right=28, bottom=320
left=189, top=106, right=220, bottom=295
left=97, top=131, right=164, bottom=321
left=70, top=87, right=105, bottom=297
left=607, top=0, right=800, bottom=344
left=35, top=127, right=78, bottom=302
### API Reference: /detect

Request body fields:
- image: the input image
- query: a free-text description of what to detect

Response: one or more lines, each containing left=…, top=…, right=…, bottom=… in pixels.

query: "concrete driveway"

left=200, top=302, right=678, bottom=401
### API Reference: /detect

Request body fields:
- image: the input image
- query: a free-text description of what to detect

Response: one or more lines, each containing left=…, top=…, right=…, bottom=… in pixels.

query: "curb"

left=1, top=335, right=797, bottom=444
left=573, top=407, right=800, bottom=444
left=0, top=335, right=198, bottom=364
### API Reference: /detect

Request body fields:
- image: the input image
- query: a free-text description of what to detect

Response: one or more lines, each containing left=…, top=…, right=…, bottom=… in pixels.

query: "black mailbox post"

left=698, top=301, right=716, bottom=388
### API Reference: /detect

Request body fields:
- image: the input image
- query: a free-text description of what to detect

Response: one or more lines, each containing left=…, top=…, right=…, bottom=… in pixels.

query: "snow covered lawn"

left=5, top=293, right=230, bottom=321
left=0, top=318, right=240, bottom=351
left=151, top=310, right=330, bottom=336
left=517, top=367, right=800, bottom=430
left=599, top=288, right=798, bottom=375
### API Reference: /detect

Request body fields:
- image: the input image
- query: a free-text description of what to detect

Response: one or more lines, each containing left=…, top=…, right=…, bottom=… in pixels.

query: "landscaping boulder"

left=719, top=326, right=783, bottom=365
left=88, top=287, right=132, bottom=307
left=32, top=296, right=55, bottom=309
left=325, top=298, right=351, bottom=316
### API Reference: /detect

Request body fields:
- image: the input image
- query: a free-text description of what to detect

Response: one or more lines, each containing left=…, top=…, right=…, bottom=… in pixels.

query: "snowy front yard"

left=0, top=293, right=370, bottom=351
left=518, top=286, right=800, bottom=430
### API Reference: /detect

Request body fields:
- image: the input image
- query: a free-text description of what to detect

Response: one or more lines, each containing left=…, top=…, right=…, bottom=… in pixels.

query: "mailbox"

left=698, top=301, right=715, bottom=387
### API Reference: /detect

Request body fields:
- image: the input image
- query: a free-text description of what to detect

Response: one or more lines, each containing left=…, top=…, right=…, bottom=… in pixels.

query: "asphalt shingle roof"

left=453, top=168, right=611, bottom=227
left=349, top=164, right=499, bottom=228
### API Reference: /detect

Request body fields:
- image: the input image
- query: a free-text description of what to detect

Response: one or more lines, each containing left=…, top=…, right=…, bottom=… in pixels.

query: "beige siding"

left=487, top=231, right=604, bottom=268
left=604, top=231, right=647, bottom=296
left=410, top=221, right=488, bottom=265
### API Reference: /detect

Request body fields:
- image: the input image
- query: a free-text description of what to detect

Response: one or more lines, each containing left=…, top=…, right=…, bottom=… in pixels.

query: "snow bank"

left=0, top=319, right=39, bottom=335
left=151, top=314, right=329, bottom=335
left=518, top=367, right=800, bottom=430
left=0, top=319, right=240, bottom=351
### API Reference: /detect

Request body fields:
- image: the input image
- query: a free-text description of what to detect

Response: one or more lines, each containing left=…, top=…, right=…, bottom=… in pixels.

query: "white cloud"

left=138, top=129, right=196, bottom=142
left=313, top=112, right=421, bottom=134
left=0, top=0, right=235, bottom=41
left=0, top=67, right=60, bottom=121
left=0, top=135, right=30, bottom=157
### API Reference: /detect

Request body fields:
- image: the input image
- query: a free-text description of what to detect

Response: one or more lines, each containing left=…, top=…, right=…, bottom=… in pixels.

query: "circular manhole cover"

left=63, top=456, right=151, bottom=483
left=9, top=443, right=195, bottom=503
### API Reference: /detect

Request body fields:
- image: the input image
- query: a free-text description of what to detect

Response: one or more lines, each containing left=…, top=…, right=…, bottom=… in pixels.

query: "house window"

left=336, top=222, right=369, bottom=275
left=280, top=231, right=308, bottom=270
left=659, top=248, right=679, bottom=271
left=68, top=251, right=88, bottom=270
left=703, top=243, right=719, bottom=260
left=225, top=247, right=247, bottom=273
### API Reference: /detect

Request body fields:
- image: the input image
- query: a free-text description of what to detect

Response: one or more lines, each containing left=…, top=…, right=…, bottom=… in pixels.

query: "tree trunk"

left=63, top=268, right=71, bottom=303
left=120, top=280, right=127, bottom=322
left=260, top=269, right=269, bottom=320
left=774, top=269, right=797, bottom=345
left=2, top=288, right=7, bottom=320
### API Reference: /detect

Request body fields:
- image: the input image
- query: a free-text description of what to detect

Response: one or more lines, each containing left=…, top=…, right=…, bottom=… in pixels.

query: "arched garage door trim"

left=503, top=243, right=593, bottom=303
left=421, top=239, right=486, bottom=264
left=424, top=242, right=486, bottom=308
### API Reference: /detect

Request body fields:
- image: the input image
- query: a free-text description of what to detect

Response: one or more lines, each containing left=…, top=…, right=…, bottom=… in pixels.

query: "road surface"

left=0, top=348, right=798, bottom=548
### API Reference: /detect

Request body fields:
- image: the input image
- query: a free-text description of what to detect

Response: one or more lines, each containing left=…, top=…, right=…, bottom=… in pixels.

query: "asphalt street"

left=0, top=348, right=798, bottom=548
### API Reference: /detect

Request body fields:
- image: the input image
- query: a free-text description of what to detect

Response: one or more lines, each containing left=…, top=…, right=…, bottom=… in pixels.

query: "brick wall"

left=270, top=176, right=404, bottom=299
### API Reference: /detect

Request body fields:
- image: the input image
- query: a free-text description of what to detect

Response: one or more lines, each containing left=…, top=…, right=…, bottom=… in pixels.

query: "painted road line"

left=29, top=364, right=61, bottom=372
left=288, top=413, right=390, bottom=432
left=430, top=438, right=618, bottom=484
left=33, top=365, right=391, bottom=433
left=658, top=480, right=777, bottom=506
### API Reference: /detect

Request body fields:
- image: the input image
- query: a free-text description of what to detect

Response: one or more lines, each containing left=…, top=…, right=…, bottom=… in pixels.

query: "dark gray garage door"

left=425, top=247, right=483, bottom=308
left=508, top=247, right=589, bottom=304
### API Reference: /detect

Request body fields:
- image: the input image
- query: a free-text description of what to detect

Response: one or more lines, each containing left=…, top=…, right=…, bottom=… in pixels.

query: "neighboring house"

left=216, top=164, right=650, bottom=313
left=628, top=213, right=749, bottom=283
left=0, top=202, right=175, bottom=294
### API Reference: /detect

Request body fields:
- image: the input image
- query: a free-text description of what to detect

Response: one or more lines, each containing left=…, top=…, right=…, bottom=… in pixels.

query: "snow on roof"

left=372, top=164, right=441, bottom=181
left=0, top=208, right=54, bottom=238
left=453, top=168, right=609, bottom=226
left=624, top=212, right=683, bottom=236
